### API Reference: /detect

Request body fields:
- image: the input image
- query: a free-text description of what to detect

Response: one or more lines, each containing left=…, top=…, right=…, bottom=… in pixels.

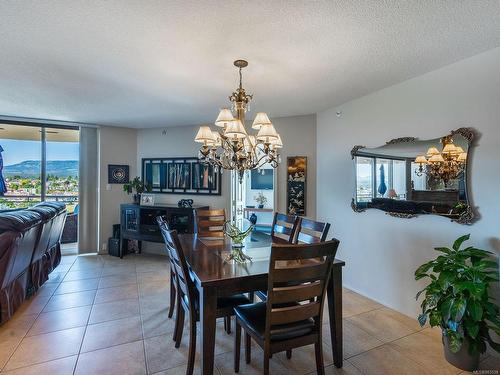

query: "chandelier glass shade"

left=194, top=60, right=281, bottom=183
left=414, top=135, right=467, bottom=187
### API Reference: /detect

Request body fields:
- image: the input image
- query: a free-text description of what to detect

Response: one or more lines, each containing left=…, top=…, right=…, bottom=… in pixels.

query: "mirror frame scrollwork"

left=351, top=127, right=477, bottom=225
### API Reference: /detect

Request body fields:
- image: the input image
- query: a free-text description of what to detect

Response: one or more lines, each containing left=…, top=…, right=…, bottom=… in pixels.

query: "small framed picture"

left=140, top=193, right=155, bottom=206
left=108, top=164, right=129, bottom=184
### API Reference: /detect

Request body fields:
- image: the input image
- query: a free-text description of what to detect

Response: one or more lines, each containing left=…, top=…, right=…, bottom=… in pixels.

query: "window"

left=355, top=156, right=374, bottom=202
left=0, top=123, right=79, bottom=211
left=355, top=155, right=408, bottom=201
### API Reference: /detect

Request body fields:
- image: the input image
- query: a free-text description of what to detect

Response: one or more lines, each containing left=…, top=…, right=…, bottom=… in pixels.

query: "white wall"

left=136, top=114, right=317, bottom=218
left=98, top=126, right=137, bottom=252
left=272, top=114, right=317, bottom=218
left=317, top=47, right=500, bottom=318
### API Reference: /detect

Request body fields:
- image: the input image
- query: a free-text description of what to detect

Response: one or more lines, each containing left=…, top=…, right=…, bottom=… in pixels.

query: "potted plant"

left=254, top=191, right=267, bottom=209
left=123, top=177, right=151, bottom=204
left=415, top=234, right=500, bottom=371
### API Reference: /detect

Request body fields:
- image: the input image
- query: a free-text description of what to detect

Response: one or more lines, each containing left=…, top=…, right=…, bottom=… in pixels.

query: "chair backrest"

left=157, top=221, right=197, bottom=312
left=265, top=239, right=340, bottom=338
left=270, top=212, right=300, bottom=243
left=294, top=218, right=331, bottom=244
left=196, top=209, right=226, bottom=238
left=157, top=215, right=172, bottom=253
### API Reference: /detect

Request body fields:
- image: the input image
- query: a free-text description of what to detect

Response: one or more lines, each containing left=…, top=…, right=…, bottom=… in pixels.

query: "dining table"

left=176, top=232, right=345, bottom=375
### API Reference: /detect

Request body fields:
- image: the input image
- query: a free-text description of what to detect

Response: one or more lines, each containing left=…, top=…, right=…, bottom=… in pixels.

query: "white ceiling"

left=1, top=1, right=500, bottom=129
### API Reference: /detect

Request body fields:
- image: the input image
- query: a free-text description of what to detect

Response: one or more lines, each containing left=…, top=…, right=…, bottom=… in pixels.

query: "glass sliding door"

left=45, top=128, right=79, bottom=213
left=0, top=123, right=79, bottom=215
left=0, top=124, right=42, bottom=208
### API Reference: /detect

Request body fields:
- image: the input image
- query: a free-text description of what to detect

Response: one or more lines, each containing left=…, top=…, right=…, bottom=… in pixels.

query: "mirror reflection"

left=351, top=128, right=475, bottom=224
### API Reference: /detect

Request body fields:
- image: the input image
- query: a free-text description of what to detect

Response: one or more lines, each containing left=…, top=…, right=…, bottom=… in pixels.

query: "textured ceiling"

left=1, top=1, right=500, bottom=128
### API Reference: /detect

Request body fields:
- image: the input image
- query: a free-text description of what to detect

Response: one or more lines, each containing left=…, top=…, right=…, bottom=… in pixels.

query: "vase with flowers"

left=254, top=191, right=267, bottom=209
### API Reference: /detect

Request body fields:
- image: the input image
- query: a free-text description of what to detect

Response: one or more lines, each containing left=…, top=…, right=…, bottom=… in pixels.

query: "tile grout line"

left=0, top=256, right=77, bottom=373
left=135, top=260, right=150, bottom=375
left=72, top=257, right=103, bottom=375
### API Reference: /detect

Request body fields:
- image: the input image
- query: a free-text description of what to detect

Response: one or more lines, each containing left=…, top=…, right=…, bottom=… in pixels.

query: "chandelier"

left=414, top=135, right=467, bottom=187
left=194, top=59, right=282, bottom=183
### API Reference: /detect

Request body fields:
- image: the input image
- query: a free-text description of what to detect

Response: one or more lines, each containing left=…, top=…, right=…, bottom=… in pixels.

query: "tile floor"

left=0, top=253, right=498, bottom=375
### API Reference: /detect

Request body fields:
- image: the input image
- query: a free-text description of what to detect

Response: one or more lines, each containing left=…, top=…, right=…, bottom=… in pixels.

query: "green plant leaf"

left=438, top=271, right=454, bottom=291
left=434, top=247, right=452, bottom=254
left=441, top=298, right=453, bottom=322
left=429, top=310, right=441, bottom=327
left=468, top=300, right=483, bottom=322
left=417, top=314, right=427, bottom=327
left=452, top=234, right=470, bottom=251
left=450, top=298, right=467, bottom=321
left=415, top=289, right=425, bottom=301
left=446, top=329, right=463, bottom=353
left=455, top=281, right=485, bottom=298
left=415, top=262, right=434, bottom=278
left=464, top=320, right=479, bottom=339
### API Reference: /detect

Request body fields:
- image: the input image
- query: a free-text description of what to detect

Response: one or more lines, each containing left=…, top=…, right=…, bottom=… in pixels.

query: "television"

left=251, top=169, right=274, bottom=190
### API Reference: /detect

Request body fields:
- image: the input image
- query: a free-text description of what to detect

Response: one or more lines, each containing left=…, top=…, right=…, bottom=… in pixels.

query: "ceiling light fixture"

left=194, top=60, right=281, bottom=183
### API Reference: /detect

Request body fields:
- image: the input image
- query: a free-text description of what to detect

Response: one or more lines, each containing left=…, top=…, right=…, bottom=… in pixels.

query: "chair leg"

left=286, top=349, right=292, bottom=359
left=168, top=272, right=175, bottom=318
left=263, top=348, right=270, bottom=375
left=186, top=314, right=197, bottom=375
left=245, top=332, right=251, bottom=364
left=174, top=306, right=185, bottom=348
left=234, top=321, right=241, bottom=373
left=172, top=297, right=182, bottom=342
left=225, top=316, right=231, bottom=334
left=314, top=342, right=325, bottom=375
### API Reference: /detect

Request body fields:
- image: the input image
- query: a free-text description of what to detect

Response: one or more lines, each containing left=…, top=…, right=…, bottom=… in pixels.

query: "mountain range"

left=3, top=160, right=78, bottom=178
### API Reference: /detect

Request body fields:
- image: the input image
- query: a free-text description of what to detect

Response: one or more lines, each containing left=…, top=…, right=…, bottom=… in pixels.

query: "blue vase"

left=249, top=213, right=257, bottom=225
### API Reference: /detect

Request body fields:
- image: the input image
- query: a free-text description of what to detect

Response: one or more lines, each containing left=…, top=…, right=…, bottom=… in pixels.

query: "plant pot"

left=442, top=334, right=479, bottom=371
left=258, top=204, right=264, bottom=209
left=133, top=194, right=141, bottom=204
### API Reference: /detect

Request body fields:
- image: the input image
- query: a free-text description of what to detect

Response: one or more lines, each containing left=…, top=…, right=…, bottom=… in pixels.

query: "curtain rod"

left=0, top=115, right=100, bottom=128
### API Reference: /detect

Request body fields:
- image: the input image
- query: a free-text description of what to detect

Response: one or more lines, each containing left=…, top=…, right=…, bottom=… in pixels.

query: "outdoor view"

left=0, top=124, right=79, bottom=213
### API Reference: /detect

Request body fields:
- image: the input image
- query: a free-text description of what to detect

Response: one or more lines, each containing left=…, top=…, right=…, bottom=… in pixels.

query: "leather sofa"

left=0, top=202, right=66, bottom=324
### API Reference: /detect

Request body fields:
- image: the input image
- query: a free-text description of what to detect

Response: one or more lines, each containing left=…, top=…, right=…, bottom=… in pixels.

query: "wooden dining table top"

left=176, top=233, right=345, bottom=287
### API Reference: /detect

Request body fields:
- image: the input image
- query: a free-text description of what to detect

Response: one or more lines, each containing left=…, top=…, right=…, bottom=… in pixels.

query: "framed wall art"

left=108, top=164, right=129, bottom=184
left=142, top=157, right=221, bottom=195
left=140, top=193, right=155, bottom=206
left=287, top=156, right=307, bottom=216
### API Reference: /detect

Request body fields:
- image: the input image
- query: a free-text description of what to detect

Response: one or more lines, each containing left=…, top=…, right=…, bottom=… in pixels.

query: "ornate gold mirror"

left=351, top=128, right=476, bottom=224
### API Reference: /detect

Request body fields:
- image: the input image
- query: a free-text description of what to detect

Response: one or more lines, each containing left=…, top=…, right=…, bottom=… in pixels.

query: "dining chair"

left=195, top=209, right=226, bottom=238
left=234, top=239, right=340, bottom=375
left=270, top=212, right=300, bottom=243
left=294, top=218, right=331, bottom=244
left=255, top=212, right=301, bottom=302
left=156, top=215, right=177, bottom=318
left=159, top=225, right=251, bottom=375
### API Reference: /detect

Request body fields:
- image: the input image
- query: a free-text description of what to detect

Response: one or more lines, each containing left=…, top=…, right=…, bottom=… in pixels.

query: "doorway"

left=231, top=165, right=277, bottom=234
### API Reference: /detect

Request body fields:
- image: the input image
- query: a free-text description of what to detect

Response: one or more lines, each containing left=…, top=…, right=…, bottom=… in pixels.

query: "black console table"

left=119, top=203, right=209, bottom=258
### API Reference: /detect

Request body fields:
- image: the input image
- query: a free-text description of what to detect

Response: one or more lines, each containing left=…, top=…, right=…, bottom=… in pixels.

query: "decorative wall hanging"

left=142, top=157, right=221, bottom=195
left=287, top=156, right=307, bottom=216
left=350, top=127, right=476, bottom=225
left=108, top=164, right=129, bottom=184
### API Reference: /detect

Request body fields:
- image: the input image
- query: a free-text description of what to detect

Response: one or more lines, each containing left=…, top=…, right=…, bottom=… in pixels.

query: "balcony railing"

left=0, top=194, right=79, bottom=212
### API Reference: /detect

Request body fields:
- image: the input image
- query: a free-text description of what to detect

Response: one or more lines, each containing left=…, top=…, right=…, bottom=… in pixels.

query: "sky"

left=0, top=139, right=79, bottom=166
